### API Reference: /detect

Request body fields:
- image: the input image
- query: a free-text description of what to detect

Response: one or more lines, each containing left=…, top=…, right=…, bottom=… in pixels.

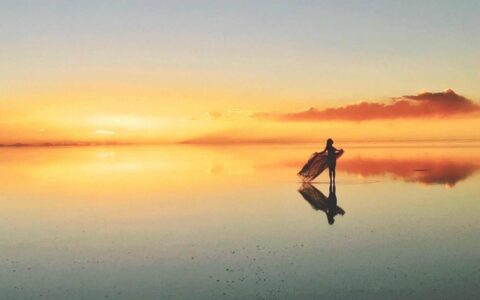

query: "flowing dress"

left=298, top=149, right=344, bottom=181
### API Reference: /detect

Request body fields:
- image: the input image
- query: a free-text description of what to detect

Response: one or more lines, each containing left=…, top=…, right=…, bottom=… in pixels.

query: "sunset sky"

left=1, top=0, right=479, bottom=144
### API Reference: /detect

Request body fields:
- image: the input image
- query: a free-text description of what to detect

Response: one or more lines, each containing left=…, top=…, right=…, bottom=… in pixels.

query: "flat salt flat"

left=0, top=143, right=479, bottom=299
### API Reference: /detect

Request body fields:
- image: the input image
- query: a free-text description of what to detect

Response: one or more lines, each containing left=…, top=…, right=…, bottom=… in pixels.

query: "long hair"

left=326, top=138, right=334, bottom=149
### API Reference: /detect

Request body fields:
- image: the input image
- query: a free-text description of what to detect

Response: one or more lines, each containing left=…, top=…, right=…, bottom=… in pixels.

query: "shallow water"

left=1, top=144, right=479, bottom=299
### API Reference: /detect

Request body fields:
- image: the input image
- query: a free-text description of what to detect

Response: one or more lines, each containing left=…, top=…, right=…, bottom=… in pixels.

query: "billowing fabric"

left=298, top=149, right=344, bottom=181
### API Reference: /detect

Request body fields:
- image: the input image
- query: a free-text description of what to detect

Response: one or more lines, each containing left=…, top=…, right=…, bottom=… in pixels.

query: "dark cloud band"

left=253, top=90, right=479, bottom=121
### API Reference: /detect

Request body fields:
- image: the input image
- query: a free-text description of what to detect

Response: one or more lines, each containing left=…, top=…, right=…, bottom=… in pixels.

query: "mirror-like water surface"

left=1, top=144, right=479, bottom=299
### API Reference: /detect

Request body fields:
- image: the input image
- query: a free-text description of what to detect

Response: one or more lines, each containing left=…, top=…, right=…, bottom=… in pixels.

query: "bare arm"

left=333, top=146, right=343, bottom=153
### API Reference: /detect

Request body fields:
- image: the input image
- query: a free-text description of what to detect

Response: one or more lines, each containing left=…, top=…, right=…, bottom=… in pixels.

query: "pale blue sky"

left=1, top=0, right=479, bottom=106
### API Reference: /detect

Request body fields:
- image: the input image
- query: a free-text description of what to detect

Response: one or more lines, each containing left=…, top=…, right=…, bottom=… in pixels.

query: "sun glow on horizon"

left=1, top=1, right=479, bottom=145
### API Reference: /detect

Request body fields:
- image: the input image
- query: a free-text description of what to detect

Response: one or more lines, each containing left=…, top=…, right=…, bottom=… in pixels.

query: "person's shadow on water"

left=298, top=182, right=345, bottom=225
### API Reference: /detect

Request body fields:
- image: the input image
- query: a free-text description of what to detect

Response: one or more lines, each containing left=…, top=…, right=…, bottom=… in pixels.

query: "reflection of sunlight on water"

left=0, top=144, right=479, bottom=196
left=95, top=151, right=116, bottom=159
left=84, top=162, right=143, bottom=173
left=0, top=143, right=479, bottom=299
left=207, top=164, right=223, bottom=175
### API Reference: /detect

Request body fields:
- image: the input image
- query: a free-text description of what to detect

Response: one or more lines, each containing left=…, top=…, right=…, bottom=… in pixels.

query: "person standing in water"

left=298, top=138, right=344, bottom=182
left=319, top=138, right=343, bottom=184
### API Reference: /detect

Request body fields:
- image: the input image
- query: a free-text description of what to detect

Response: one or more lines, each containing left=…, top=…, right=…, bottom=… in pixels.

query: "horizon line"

left=1, top=138, right=480, bottom=148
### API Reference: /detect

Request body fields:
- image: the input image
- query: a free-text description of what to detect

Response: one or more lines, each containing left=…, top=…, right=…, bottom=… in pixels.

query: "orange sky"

left=2, top=2, right=479, bottom=145
left=1, top=87, right=479, bottom=145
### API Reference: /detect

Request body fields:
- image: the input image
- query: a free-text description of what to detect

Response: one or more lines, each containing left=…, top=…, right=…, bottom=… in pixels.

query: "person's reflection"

left=326, top=184, right=338, bottom=225
left=298, top=182, right=345, bottom=225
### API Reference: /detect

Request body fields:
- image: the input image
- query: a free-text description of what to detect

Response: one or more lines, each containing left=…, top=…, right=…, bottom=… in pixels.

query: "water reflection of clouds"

left=340, top=158, right=478, bottom=187
left=261, top=156, right=479, bottom=187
